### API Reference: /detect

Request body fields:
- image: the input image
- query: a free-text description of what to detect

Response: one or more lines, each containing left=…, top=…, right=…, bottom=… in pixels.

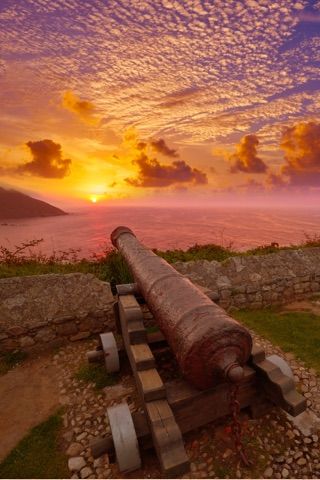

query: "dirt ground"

left=0, top=355, right=60, bottom=462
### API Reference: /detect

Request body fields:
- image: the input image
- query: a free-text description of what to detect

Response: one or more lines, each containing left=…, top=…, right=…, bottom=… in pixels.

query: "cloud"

left=280, top=121, right=320, bottom=186
left=62, top=91, right=99, bottom=125
left=229, top=134, right=268, bottom=174
left=150, top=138, right=178, bottom=157
left=159, top=86, right=204, bottom=108
left=265, top=173, right=288, bottom=189
left=18, top=139, right=71, bottom=178
left=125, top=152, right=208, bottom=187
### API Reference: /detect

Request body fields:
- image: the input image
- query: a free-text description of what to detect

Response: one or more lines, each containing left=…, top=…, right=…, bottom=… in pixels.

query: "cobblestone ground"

left=56, top=330, right=320, bottom=479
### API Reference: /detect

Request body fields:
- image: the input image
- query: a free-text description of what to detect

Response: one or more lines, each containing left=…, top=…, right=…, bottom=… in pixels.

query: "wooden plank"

left=137, top=369, right=166, bottom=402
left=130, top=343, right=155, bottom=370
left=146, top=400, right=189, bottom=477
left=166, top=367, right=258, bottom=433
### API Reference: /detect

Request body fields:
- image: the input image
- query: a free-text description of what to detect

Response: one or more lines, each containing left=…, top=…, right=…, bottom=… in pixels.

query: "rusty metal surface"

left=111, top=226, right=252, bottom=390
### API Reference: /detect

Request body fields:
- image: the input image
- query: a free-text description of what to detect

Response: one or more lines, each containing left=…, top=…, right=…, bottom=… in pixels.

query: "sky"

left=0, top=0, right=320, bottom=208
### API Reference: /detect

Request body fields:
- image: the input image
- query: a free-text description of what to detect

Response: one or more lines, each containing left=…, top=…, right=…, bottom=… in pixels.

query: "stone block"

left=2, top=338, right=19, bottom=351
left=19, top=336, right=35, bottom=347
left=78, top=317, right=93, bottom=332
left=220, top=289, right=231, bottom=299
left=56, top=322, right=78, bottom=336
left=70, top=331, right=91, bottom=342
left=233, top=293, right=246, bottom=304
left=247, top=284, right=259, bottom=293
left=52, top=315, right=75, bottom=325
left=233, top=285, right=246, bottom=294
left=34, top=327, right=56, bottom=343
left=7, top=326, right=27, bottom=337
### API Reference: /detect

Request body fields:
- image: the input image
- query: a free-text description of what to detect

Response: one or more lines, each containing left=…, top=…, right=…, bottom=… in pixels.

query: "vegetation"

left=153, top=242, right=236, bottom=263
left=0, top=234, right=320, bottom=285
left=0, top=411, right=68, bottom=479
left=74, top=362, right=119, bottom=389
left=234, top=308, right=320, bottom=373
left=0, top=350, right=28, bottom=376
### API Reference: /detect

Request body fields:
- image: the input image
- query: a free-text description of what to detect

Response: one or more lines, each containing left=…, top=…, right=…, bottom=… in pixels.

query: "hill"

left=0, top=187, right=67, bottom=220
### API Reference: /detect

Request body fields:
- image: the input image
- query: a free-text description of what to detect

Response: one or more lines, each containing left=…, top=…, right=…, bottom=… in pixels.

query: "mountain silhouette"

left=0, top=187, right=67, bottom=219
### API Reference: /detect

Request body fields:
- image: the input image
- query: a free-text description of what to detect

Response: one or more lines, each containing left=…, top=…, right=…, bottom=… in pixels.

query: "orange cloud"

left=125, top=152, right=208, bottom=187
left=280, top=121, right=320, bottom=186
left=150, top=138, right=178, bottom=157
left=19, top=140, right=71, bottom=178
left=62, top=91, right=99, bottom=125
left=229, top=134, right=268, bottom=174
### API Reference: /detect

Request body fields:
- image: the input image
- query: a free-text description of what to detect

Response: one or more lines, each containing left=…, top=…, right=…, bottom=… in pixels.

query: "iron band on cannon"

left=88, top=226, right=306, bottom=477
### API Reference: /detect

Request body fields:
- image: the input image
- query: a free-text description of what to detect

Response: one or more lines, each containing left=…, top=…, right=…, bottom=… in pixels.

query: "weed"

left=74, top=362, right=118, bottom=390
left=0, top=350, right=28, bottom=376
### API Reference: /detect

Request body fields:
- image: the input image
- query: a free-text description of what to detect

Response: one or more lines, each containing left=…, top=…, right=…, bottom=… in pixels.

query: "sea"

left=0, top=205, right=319, bottom=259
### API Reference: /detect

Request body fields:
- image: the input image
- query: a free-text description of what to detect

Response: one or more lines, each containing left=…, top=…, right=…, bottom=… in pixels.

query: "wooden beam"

left=137, top=368, right=166, bottom=402
left=130, top=343, right=155, bottom=370
left=250, top=357, right=306, bottom=416
left=166, top=366, right=258, bottom=433
left=116, top=283, right=139, bottom=296
left=146, top=400, right=189, bottom=477
left=118, top=295, right=146, bottom=344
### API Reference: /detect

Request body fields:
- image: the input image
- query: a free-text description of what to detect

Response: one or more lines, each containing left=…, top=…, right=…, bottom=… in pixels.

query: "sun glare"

left=90, top=195, right=98, bottom=203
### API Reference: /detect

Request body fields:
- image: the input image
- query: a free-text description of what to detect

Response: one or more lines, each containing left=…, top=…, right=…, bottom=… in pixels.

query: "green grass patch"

left=0, top=350, right=28, bottom=376
left=0, top=410, right=68, bottom=479
left=75, top=362, right=118, bottom=389
left=154, top=242, right=236, bottom=263
left=233, top=309, right=320, bottom=373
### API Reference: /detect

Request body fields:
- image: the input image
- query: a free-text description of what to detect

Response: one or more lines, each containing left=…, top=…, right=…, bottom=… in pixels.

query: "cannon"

left=88, top=226, right=306, bottom=477
left=111, top=226, right=252, bottom=389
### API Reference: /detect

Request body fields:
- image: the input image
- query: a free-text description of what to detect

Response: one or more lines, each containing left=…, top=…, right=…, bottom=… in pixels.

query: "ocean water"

left=0, top=205, right=319, bottom=258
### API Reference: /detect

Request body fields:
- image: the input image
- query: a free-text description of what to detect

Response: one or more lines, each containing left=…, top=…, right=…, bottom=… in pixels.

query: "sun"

left=90, top=195, right=98, bottom=203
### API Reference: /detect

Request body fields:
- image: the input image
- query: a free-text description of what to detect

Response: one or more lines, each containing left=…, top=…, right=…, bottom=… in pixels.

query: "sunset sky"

left=0, top=0, right=319, bottom=208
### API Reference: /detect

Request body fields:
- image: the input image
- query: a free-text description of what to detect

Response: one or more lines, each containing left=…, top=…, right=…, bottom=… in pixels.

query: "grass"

left=233, top=308, right=320, bottom=373
left=74, top=362, right=119, bottom=389
left=153, top=242, right=236, bottom=263
left=0, top=410, right=68, bottom=479
left=0, top=350, right=28, bottom=376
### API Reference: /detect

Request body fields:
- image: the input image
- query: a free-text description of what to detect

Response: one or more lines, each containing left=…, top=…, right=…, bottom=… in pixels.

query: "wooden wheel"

left=107, top=402, right=141, bottom=473
left=100, top=332, right=120, bottom=373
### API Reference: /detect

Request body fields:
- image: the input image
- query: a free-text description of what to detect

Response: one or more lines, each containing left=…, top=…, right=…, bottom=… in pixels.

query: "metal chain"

left=229, top=383, right=252, bottom=467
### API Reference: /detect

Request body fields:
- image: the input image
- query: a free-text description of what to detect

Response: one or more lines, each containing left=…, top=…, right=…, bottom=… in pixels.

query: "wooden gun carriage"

left=88, top=226, right=306, bottom=477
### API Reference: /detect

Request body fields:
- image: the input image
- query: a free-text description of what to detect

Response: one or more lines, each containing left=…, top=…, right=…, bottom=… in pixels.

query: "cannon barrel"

left=111, top=226, right=252, bottom=390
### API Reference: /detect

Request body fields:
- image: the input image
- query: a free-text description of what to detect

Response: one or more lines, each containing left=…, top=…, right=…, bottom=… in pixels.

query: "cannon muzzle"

left=111, top=226, right=252, bottom=389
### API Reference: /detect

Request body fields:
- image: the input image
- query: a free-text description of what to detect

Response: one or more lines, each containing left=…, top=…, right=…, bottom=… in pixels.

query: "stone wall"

left=174, top=247, right=320, bottom=310
left=0, top=273, right=114, bottom=352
